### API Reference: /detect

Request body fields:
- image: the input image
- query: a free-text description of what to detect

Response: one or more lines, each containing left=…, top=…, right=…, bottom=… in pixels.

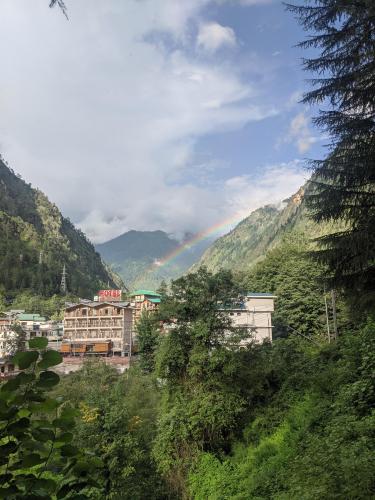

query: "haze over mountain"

left=96, top=230, right=214, bottom=291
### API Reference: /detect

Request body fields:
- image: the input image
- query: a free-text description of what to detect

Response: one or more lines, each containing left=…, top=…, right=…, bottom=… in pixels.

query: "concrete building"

left=226, top=293, right=276, bottom=343
left=62, top=301, right=133, bottom=356
left=0, top=315, right=17, bottom=359
left=129, top=290, right=161, bottom=323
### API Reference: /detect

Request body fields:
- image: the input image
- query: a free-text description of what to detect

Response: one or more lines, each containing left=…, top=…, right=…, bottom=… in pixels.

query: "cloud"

left=284, top=112, right=316, bottom=154
left=197, top=22, right=236, bottom=52
left=79, top=160, right=307, bottom=242
left=0, top=0, right=294, bottom=244
left=222, top=160, right=307, bottom=224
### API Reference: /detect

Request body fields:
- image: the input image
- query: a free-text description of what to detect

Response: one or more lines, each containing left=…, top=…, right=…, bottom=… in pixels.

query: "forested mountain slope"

left=0, top=157, right=120, bottom=298
left=194, top=185, right=336, bottom=273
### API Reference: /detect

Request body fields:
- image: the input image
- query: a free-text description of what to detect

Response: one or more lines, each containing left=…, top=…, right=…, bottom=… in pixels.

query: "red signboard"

left=98, top=289, right=122, bottom=302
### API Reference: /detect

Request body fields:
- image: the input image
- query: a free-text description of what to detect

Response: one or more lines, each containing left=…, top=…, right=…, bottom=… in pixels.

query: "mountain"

left=0, top=156, right=121, bottom=299
left=96, top=230, right=213, bottom=290
left=193, top=185, right=336, bottom=274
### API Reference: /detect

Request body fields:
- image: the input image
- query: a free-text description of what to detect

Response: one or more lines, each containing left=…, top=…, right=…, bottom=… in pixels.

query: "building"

left=129, top=290, right=161, bottom=323
left=0, top=312, right=21, bottom=379
left=0, top=315, right=17, bottom=359
left=62, top=300, right=133, bottom=357
left=227, top=293, right=276, bottom=343
left=17, top=313, right=47, bottom=339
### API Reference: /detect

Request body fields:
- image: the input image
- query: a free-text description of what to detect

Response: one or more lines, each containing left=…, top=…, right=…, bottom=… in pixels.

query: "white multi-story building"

left=227, top=293, right=276, bottom=343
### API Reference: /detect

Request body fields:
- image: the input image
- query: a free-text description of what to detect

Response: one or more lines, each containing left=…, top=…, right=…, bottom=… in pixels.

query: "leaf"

left=30, top=397, right=61, bottom=413
left=7, top=417, right=30, bottom=435
left=60, top=444, right=79, bottom=457
left=31, top=427, right=55, bottom=442
left=16, top=372, right=36, bottom=385
left=33, top=477, right=57, bottom=494
left=53, top=417, right=74, bottom=431
left=56, top=432, right=73, bottom=444
left=0, top=485, right=20, bottom=498
left=38, top=350, right=63, bottom=369
left=29, top=337, right=48, bottom=349
left=0, top=377, right=20, bottom=392
left=20, top=453, right=46, bottom=467
left=14, top=350, right=39, bottom=369
left=36, top=371, right=60, bottom=388
left=0, top=441, right=17, bottom=456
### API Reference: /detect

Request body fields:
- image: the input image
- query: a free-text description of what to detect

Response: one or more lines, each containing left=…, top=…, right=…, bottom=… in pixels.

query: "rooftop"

left=17, top=313, right=47, bottom=322
left=245, top=293, right=276, bottom=298
left=129, top=290, right=161, bottom=297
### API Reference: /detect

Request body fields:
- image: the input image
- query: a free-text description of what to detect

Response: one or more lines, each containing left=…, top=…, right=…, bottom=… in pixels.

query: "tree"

left=287, top=1, right=375, bottom=302
left=136, top=311, right=160, bottom=373
left=152, top=268, right=250, bottom=495
left=53, top=361, right=168, bottom=499
left=49, top=0, right=68, bottom=19
left=0, top=337, right=101, bottom=498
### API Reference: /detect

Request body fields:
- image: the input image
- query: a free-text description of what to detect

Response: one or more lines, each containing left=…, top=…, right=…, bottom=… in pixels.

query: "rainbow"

left=141, top=212, right=245, bottom=278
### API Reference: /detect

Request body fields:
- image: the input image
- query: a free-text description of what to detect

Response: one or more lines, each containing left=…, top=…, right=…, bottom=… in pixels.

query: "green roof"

left=17, top=314, right=46, bottom=322
left=129, top=290, right=161, bottom=297
left=149, top=298, right=161, bottom=304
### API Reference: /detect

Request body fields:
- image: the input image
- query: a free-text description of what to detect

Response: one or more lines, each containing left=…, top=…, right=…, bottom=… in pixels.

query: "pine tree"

left=287, top=1, right=375, bottom=300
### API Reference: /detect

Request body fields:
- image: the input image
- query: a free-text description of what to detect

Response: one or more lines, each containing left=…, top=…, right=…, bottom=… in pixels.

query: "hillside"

left=0, top=157, right=121, bottom=299
left=193, top=185, right=335, bottom=273
left=96, top=230, right=213, bottom=290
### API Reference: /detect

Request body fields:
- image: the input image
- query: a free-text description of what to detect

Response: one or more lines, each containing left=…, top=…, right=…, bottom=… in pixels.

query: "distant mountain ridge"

left=0, top=156, right=121, bottom=298
left=96, top=230, right=213, bottom=290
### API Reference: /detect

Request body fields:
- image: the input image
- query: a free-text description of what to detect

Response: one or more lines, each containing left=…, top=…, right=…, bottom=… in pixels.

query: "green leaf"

left=14, top=350, right=39, bottom=369
left=30, top=397, right=61, bottom=413
left=60, top=444, right=79, bottom=457
left=29, top=336, right=48, bottom=349
left=0, top=441, right=17, bottom=456
left=36, top=371, right=60, bottom=388
left=38, top=350, right=63, bottom=369
left=56, top=432, right=73, bottom=444
left=31, top=427, right=55, bottom=442
left=0, top=377, right=20, bottom=392
left=16, top=372, right=36, bottom=385
left=53, top=417, right=74, bottom=431
left=20, top=453, right=46, bottom=467
left=0, top=485, right=20, bottom=498
left=33, top=478, right=57, bottom=494
left=7, top=417, right=30, bottom=435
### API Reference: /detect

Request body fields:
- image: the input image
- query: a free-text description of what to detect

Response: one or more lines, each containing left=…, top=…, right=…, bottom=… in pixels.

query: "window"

left=104, top=309, right=109, bottom=315
left=81, top=309, right=87, bottom=316
left=116, top=308, right=121, bottom=315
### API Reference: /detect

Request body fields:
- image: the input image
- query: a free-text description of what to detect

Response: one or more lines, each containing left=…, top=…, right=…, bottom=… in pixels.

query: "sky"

left=0, top=0, right=324, bottom=244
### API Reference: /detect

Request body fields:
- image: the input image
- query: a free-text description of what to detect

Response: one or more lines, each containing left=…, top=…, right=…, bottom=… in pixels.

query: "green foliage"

left=53, top=361, right=168, bottom=499
left=136, top=311, right=160, bottom=373
left=287, top=1, right=375, bottom=298
left=189, top=321, right=375, bottom=499
left=240, top=232, right=329, bottom=338
left=153, top=268, right=252, bottom=495
left=0, top=338, right=101, bottom=499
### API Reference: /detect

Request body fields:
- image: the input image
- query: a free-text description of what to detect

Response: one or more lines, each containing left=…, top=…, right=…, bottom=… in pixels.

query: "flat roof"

left=245, top=293, right=276, bottom=298
left=17, top=314, right=46, bottom=321
left=129, top=290, right=161, bottom=297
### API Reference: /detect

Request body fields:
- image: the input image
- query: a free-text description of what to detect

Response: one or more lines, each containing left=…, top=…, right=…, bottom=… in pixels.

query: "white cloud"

left=222, top=160, right=307, bottom=225
left=0, top=0, right=290, bottom=244
left=284, top=112, right=316, bottom=154
left=197, top=22, right=236, bottom=52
